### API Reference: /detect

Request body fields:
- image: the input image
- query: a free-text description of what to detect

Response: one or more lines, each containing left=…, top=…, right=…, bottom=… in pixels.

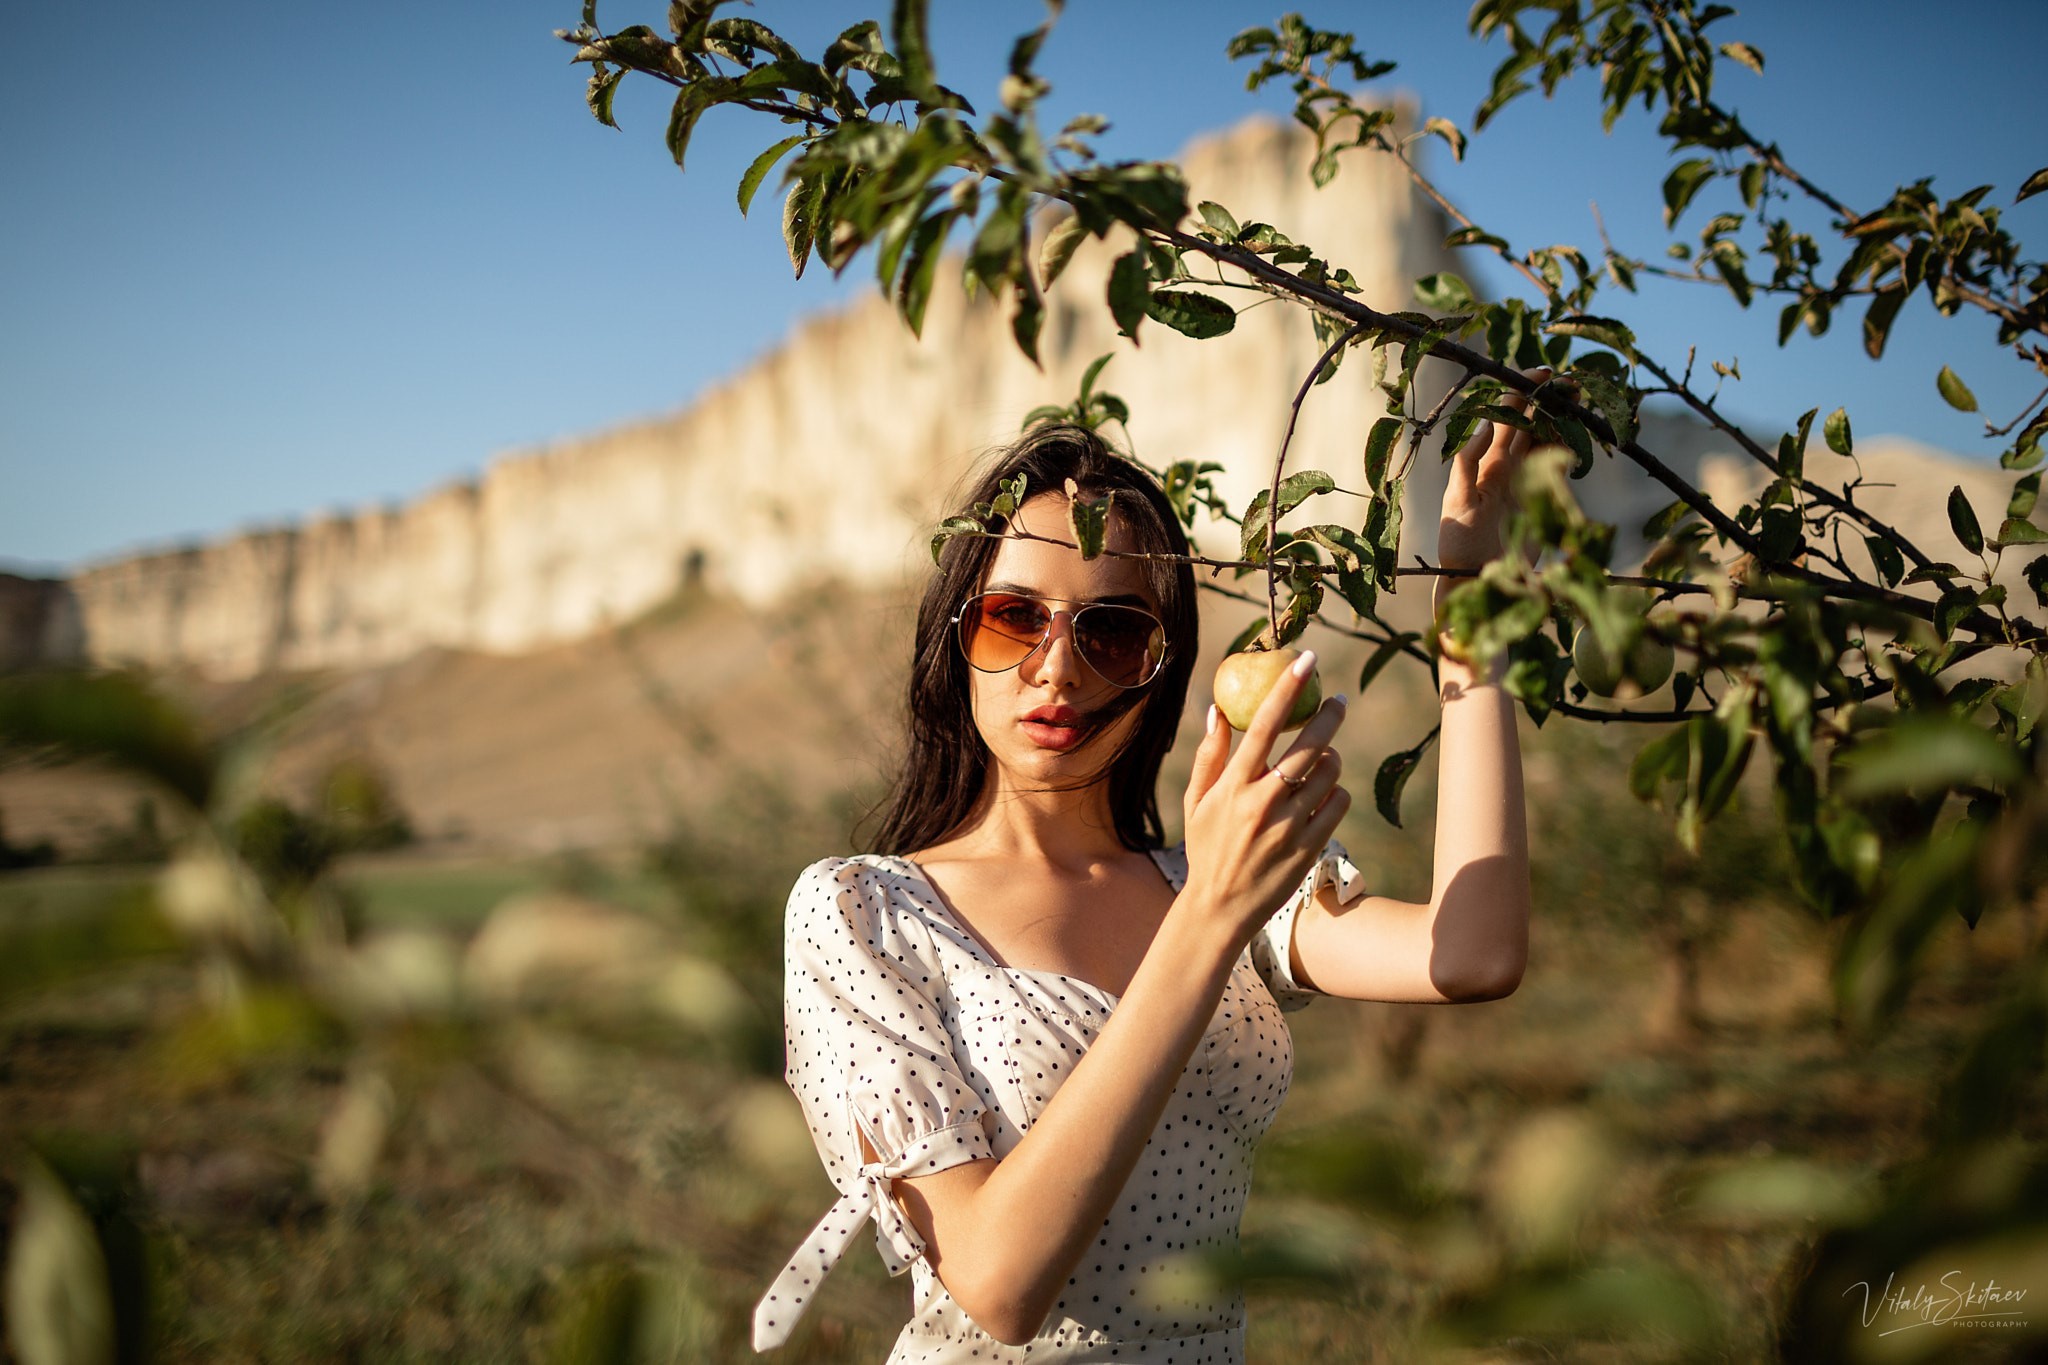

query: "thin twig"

left=1267, top=320, right=1373, bottom=637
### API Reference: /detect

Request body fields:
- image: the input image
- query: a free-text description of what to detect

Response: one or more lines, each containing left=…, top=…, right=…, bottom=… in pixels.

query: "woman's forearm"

left=893, top=899, right=1241, bottom=1344
left=1424, top=584, right=1531, bottom=995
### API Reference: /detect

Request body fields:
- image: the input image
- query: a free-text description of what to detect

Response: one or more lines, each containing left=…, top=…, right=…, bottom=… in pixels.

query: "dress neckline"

left=882, top=845, right=1185, bottom=1005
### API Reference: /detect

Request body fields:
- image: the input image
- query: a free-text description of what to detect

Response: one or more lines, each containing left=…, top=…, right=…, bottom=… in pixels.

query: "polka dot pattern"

left=752, top=839, right=1363, bottom=1360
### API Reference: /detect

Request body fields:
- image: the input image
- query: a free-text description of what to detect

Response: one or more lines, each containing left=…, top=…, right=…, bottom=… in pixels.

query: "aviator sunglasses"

left=952, top=592, right=1169, bottom=689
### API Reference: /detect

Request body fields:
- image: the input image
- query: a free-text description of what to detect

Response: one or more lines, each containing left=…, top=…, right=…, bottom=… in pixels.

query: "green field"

left=3, top=736, right=2043, bottom=1363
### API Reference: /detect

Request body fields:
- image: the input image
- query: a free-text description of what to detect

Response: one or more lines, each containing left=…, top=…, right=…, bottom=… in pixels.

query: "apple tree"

left=564, top=0, right=2048, bottom=1352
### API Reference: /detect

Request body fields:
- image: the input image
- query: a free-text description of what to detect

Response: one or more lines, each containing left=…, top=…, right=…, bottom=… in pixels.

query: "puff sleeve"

left=753, top=858, right=995, bottom=1351
left=1249, top=837, right=1368, bottom=1012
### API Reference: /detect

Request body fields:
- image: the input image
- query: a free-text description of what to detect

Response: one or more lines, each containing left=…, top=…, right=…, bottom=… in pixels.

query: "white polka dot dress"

left=752, top=839, right=1368, bottom=1361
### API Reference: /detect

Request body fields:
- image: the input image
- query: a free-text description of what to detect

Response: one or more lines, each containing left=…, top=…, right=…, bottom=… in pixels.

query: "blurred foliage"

left=1, top=666, right=2041, bottom=1359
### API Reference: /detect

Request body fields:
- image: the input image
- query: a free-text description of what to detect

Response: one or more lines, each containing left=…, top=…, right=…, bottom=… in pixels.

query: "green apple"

left=1571, top=623, right=1674, bottom=700
left=1213, top=647, right=1322, bottom=731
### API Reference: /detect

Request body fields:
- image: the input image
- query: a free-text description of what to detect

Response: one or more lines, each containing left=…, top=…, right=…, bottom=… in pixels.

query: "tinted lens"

left=1075, top=604, right=1167, bottom=687
left=958, top=593, right=1051, bottom=671
left=956, top=594, right=1166, bottom=687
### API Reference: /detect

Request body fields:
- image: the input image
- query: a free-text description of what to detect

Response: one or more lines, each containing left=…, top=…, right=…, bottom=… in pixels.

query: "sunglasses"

left=952, top=592, right=1169, bottom=689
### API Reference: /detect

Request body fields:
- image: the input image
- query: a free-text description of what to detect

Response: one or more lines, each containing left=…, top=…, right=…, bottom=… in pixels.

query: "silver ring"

left=1270, top=765, right=1308, bottom=792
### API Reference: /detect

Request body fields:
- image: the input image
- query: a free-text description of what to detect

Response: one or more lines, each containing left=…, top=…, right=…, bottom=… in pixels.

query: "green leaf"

left=1413, top=272, right=1476, bottom=313
left=1937, top=365, right=1979, bottom=413
left=967, top=184, right=1027, bottom=297
left=1642, top=499, right=1696, bottom=540
left=1038, top=212, right=1087, bottom=289
left=665, top=81, right=723, bottom=173
left=585, top=65, right=624, bottom=129
left=890, top=0, right=935, bottom=100
left=1240, top=472, right=1339, bottom=560
left=1737, top=161, right=1765, bottom=210
left=896, top=208, right=952, bottom=336
left=1107, top=250, right=1148, bottom=341
left=1332, top=565, right=1377, bottom=621
left=1423, top=115, right=1466, bottom=161
left=1010, top=280, right=1045, bottom=367
left=1196, top=200, right=1239, bottom=238
left=1546, top=315, right=1636, bottom=358
left=0, top=670, right=216, bottom=809
left=1863, top=535, right=1905, bottom=588
left=1861, top=286, right=1906, bottom=360
left=1775, top=406, right=1816, bottom=482
left=1364, top=416, right=1401, bottom=493
left=2011, top=472, right=2043, bottom=522
left=737, top=134, right=807, bottom=216
left=1303, top=523, right=1370, bottom=573
left=1948, top=485, right=1984, bottom=556
left=1934, top=586, right=1983, bottom=641
left=1066, top=481, right=1114, bottom=560
left=1357, top=632, right=1416, bottom=694
left=1719, top=41, right=1765, bottom=74
left=822, top=19, right=882, bottom=74
left=1992, top=518, right=2048, bottom=548
left=1374, top=726, right=1439, bottom=828
left=1628, top=726, right=1689, bottom=804
left=2018, top=167, right=2048, bottom=204
left=928, top=516, right=983, bottom=564
left=1835, top=717, right=2021, bottom=800
left=781, top=174, right=820, bottom=280
left=1443, top=225, right=1509, bottom=252
left=1144, top=289, right=1236, bottom=339
left=1824, top=407, right=1853, bottom=457
left=1367, top=477, right=1404, bottom=588
left=1662, top=158, right=1716, bottom=229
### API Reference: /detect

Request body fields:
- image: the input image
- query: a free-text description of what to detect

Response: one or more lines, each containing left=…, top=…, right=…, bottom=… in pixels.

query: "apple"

left=1213, top=647, right=1322, bottom=732
left=1571, top=622, right=1674, bottom=700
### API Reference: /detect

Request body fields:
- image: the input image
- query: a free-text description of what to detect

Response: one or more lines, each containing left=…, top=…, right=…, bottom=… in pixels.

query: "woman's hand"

left=1177, top=653, right=1350, bottom=947
left=1437, top=367, right=1558, bottom=572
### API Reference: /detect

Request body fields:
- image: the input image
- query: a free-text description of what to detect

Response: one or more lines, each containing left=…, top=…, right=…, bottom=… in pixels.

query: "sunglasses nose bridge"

left=1019, top=606, right=1084, bottom=677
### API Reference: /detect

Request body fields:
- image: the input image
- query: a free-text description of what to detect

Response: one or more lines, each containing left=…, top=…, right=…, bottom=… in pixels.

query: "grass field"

left=3, top=729, right=2044, bottom=1363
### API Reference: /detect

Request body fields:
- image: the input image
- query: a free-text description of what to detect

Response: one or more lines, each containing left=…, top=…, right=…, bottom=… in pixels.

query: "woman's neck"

left=941, top=772, right=1128, bottom=869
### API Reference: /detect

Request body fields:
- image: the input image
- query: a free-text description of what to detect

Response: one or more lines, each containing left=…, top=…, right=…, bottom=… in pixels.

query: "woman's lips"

left=1020, top=718, right=1087, bottom=751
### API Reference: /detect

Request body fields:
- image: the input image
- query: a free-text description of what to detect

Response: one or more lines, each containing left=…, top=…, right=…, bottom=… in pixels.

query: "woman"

left=752, top=383, right=1538, bottom=1361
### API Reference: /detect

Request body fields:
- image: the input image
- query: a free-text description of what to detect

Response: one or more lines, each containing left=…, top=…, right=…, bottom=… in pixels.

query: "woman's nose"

left=1022, top=610, right=1085, bottom=687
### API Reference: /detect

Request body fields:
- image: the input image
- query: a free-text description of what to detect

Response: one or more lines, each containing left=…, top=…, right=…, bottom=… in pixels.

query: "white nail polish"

left=1291, top=650, right=1317, bottom=678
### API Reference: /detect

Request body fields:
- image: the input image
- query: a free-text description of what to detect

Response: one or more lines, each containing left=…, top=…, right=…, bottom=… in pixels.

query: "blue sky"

left=3, top=0, right=2042, bottom=573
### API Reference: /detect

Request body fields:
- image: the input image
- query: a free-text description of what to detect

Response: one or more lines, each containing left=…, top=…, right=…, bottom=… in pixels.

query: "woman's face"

left=962, top=490, right=1163, bottom=786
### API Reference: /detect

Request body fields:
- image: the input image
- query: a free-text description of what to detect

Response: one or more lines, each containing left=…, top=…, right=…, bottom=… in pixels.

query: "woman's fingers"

left=1183, top=703, right=1233, bottom=820
left=1302, top=780, right=1353, bottom=846
left=1270, top=695, right=1346, bottom=780
left=1281, top=746, right=1343, bottom=808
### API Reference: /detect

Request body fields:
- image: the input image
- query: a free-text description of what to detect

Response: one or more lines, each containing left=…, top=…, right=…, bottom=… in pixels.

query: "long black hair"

left=860, top=422, right=1200, bottom=855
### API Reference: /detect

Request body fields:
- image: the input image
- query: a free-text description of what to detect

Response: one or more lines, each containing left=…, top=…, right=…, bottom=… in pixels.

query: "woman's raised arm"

left=1283, top=373, right=1545, bottom=1005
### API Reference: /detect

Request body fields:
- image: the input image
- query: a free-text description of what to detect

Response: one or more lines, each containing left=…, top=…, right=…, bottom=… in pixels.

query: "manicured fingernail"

left=1291, top=650, right=1317, bottom=678
left=1334, top=693, right=1349, bottom=709
left=1205, top=703, right=1221, bottom=735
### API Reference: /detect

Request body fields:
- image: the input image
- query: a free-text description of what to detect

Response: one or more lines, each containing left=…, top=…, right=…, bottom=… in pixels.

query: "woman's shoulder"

left=783, top=853, right=936, bottom=937
left=788, top=851, right=919, bottom=887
